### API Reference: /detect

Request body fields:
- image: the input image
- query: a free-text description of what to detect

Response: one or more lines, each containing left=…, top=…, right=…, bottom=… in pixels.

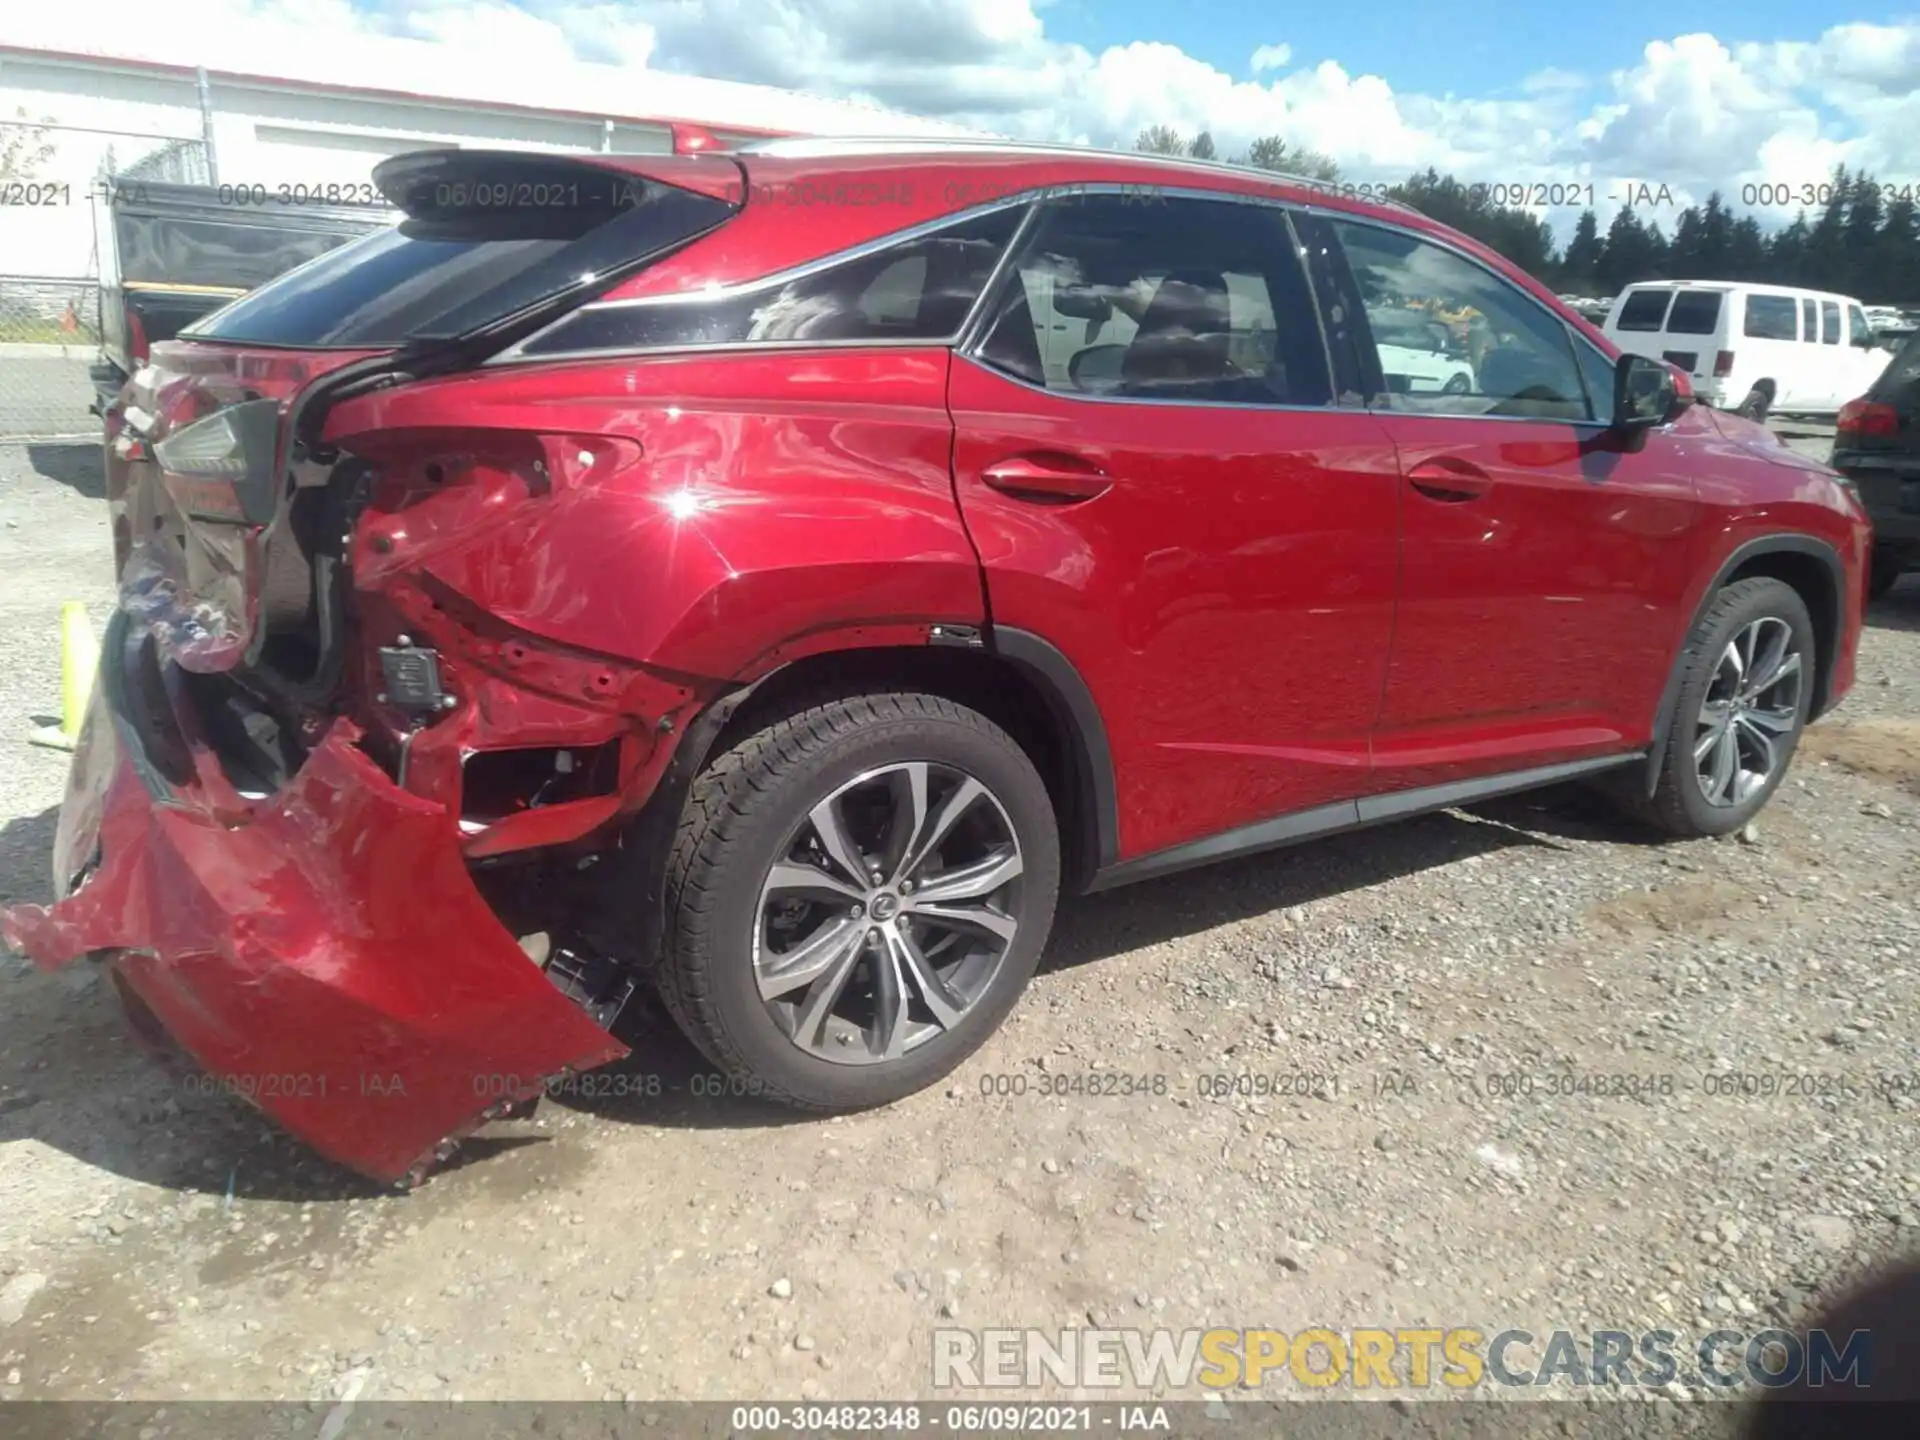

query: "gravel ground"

left=0, top=437, right=1916, bottom=1424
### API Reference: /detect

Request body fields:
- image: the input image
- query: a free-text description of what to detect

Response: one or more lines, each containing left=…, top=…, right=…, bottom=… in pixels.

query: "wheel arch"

left=1641, top=534, right=1845, bottom=796
left=666, top=628, right=1117, bottom=896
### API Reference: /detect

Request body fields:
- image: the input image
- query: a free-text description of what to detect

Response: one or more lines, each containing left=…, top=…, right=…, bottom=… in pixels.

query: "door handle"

left=1406, top=457, right=1492, bottom=503
left=980, top=455, right=1112, bottom=504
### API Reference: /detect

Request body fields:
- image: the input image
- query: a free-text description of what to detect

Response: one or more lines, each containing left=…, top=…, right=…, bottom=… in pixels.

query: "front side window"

left=517, top=205, right=1024, bottom=356
left=1821, top=300, right=1841, bottom=344
left=1743, top=295, right=1798, bottom=341
left=1849, top=305, right=1874, bottom=349
left=1329, top=220, right=1591, bottom=421
left=1665, top=290, right=1724, bottom=335
left=973, top=194, right=1333, bottom=406
left=1614, top=289, right=1672, bottom=332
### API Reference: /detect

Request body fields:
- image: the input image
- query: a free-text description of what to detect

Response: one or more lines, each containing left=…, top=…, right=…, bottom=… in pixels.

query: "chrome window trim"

left=489, top=194, right=1037, bottom=364
left=485, top=336, right=961, bottom=366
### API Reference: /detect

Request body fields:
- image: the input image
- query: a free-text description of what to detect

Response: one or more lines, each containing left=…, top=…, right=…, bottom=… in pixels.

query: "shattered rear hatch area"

left=3, top=616, right=625, bottom=1186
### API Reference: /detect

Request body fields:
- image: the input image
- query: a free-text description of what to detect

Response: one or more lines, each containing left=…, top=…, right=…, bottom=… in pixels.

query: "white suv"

left=1602, top=280, right=1895, bottom=419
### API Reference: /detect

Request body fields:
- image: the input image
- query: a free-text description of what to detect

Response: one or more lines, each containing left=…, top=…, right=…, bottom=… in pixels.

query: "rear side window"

left=1821, top=301, right=1840, bottom=344
left=1800, top=297, right=1817, bottom=341
left=517, top=205, right=1024, bottom=356
left=1743, top=295, right=1797, bottom=340
left=1664, top=291, right=1723, bottom=335
left=186, top=154, right=736, bottom=348
left=973, top=194, right=1333, bottom=407
left=1614, top=289, right=1672, bottom=332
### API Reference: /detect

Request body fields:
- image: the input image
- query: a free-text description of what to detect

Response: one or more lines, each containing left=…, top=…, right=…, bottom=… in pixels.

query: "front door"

left=1306, top=212, right=1703, bottom=793
left=949, top=192, right=1401, bottom=862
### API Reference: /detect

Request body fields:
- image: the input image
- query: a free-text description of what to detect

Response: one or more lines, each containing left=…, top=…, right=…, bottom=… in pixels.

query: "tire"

left=1640, top=577, right=1814, bottom=838
left=1869, top=546, right=1905, bottom=602
left=1735, top=387, right=1771, bottom=422
left=1442, top=372, right=1472, bottom=395
left=655, top=691, right=1061, bottom=1110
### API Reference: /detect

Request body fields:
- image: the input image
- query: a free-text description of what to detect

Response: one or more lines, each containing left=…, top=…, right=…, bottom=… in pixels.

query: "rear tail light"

left=1837, top=398, right=1899, bottom=439
left=127, top=309, right=149, bottom=365
left=151, top=397, right=284, bottom=522
left=1714, top=350, right=1735, bottom=378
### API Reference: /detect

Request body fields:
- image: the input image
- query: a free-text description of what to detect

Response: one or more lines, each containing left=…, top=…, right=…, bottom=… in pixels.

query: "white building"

left=0, top=37, right=985, bottom=280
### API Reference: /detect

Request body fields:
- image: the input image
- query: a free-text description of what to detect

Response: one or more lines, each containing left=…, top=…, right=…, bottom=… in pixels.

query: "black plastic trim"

left=1641, top=533, right=1847, bottom=797
left=1087, top=751, right=1640, bottom=893
left=989, top=627, right=1119, bottom=888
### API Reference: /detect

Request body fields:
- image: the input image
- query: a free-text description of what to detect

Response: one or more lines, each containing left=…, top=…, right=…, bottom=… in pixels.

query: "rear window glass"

left=1743, top=294, right=1798, bottom=341
left=1614, top=290, right=1671, bottom=331
left=517, top=205, right=1025, bottom=356
left=185, top=161, right=734, bottom=348
left=1664, top=291, right=1723, bottom=335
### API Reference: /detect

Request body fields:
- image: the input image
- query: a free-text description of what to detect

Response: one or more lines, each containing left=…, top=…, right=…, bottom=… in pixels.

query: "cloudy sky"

left=10, top=2, right=1920, bottom=234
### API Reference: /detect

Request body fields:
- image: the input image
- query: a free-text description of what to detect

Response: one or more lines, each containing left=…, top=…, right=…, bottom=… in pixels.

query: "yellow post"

left=28, top=602, right=100, bottom=752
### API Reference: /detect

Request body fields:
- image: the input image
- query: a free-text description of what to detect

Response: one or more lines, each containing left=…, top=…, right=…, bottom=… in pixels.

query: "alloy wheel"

left=1693, top=615, right=1803, bottom=808
left=752, top=761, right=1024, bottom=1065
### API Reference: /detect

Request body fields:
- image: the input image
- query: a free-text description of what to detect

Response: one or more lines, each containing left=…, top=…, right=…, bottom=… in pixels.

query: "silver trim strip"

left=488, top=336, right=959, bottom=367
left=730, top=135, right=1423, bottom=216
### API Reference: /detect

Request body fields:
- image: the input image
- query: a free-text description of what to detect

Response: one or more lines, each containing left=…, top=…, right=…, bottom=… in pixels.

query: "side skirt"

left=1084, top=751, right=1643, bottom=893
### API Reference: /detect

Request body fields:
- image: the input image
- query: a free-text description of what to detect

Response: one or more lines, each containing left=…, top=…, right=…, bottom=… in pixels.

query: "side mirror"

left=1613, top=353, right=1682, bottom=432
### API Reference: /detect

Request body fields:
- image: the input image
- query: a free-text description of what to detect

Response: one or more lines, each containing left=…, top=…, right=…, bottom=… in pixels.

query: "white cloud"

left=1249, top=43, right=1291, bottom=74
left=4, top=0, right=1917, bottom=240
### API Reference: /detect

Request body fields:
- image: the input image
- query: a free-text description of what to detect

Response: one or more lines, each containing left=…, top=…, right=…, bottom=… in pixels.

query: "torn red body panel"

left=2, top=652, right=625, bottom=1185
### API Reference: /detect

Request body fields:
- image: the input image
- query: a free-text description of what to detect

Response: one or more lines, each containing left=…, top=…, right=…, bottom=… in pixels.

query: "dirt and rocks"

left=0, top=440, right=1915, bottom=1423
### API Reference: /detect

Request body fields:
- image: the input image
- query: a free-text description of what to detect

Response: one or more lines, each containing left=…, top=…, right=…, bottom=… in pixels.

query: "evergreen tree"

left=1561, top=210, right=1603, bottom=291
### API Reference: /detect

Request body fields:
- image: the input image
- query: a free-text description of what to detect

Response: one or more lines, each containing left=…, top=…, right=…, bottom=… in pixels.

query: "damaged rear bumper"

left=2, top=614, right=626, bottom=1185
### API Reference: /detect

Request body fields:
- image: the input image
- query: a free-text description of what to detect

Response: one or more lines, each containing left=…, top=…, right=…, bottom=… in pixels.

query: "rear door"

left=1314, top=214, right=1701, bottom=793
left=949, top=192, right=1402, bottom=863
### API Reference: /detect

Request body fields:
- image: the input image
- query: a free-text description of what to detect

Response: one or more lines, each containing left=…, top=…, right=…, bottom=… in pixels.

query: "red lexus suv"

left=4, top=139, right=1870, bottom=1184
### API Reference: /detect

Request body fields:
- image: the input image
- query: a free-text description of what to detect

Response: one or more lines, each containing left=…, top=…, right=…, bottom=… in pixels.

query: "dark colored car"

left=1833, top=330, right=1920, bottom=599
left=2, top=140, right=1870, bottom=1185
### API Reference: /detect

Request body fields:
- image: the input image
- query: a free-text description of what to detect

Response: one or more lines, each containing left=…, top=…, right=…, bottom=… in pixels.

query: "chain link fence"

left=0, top=131, right=214, bottom=441
left=0, top=277, right=103, bottom=441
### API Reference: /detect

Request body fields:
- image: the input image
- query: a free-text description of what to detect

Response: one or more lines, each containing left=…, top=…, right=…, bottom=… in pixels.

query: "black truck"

left=91, top=179, right=392, bottom=572
left=90, top=178, right=392, bottom=415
